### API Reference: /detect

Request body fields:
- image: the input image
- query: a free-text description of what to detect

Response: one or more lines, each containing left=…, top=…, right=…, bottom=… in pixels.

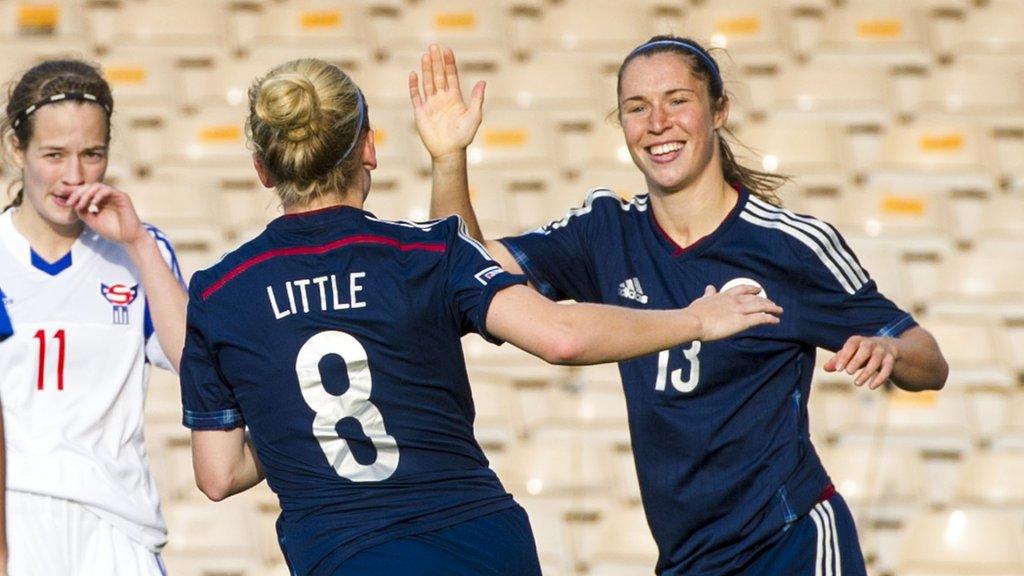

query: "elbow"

left=195, top=470, right=234, bottom=502
left=538, top=334, right=588, bottom=366
left=929, top=356, right=950, bottom=391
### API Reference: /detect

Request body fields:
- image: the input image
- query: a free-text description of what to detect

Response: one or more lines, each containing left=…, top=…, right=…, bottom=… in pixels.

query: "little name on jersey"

left=267, top=272, right=367, bottom=320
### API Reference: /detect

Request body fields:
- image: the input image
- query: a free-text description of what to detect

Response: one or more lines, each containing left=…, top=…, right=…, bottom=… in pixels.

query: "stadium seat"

left=162, top=500, right=265, bottom=576
left=771, top=59, right=892, bottom=125
left=678, top=0, right=789, bottom=66
left=818, top=442, right=926, bottom=520
left=954, top=450, right=1024, bottom=506
left=0, top=0, right=83, bottom=43
left=813, top=2, right=933, bottom=67
left=732, top=118, right=848, bottom=190
left=373, top=0, right=509, bottom=64
left=931, top=241, right=1024, bottom=320
left=835, top=187, right=948, bottom=252
left=897, top=508, right=1024, bottom=575
left=939, top=0, right=1024, bottom=58
left=917, top=59, right=1024, bottom=120
left=585, top=503, right=658, bottom=575
left=869, top=119, right=997, bottom=192
left=103, top=1, right=226, bottom=58
left=515, top=0, right=656, bottom=63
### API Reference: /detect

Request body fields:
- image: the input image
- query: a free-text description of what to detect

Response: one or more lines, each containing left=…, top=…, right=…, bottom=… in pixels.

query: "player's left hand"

left=67, top=183, right=147, bottom=247
left=824, top=335, right=899, bottom=390
left=409, top=44, right=486, bottom=160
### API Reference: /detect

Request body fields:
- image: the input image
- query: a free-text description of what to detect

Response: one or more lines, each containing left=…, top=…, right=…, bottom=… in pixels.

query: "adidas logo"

left=618, top=277, right=648, bottom=304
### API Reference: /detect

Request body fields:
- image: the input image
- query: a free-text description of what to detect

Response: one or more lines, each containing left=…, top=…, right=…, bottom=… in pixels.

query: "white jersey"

left=0, top=208, right=183, bottom=551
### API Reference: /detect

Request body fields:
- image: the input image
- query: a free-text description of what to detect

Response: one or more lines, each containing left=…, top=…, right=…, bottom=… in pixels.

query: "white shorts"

left=7, top=491, right=166, bottom=576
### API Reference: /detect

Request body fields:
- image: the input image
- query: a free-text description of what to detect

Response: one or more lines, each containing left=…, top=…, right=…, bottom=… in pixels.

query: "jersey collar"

left=647, top=186, right=748, bottom=259
left=269, top=204, right=376, bottom=231
left=0, top=209, right=92, bottom=277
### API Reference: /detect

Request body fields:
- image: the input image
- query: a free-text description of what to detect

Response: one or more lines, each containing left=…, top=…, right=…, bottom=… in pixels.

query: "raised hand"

left=409, top=44, right=486, bottom=160
left=687, top=285, right=783, bottom=342
left=824, top=335, right=899, bottom=390
left=66, top=183, right=147, bottom=247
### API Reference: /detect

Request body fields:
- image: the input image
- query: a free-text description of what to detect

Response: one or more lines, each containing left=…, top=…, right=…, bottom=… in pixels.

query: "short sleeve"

left=445, top=217, right=527, bottom=344
left=143, top=224, right=187, bottom=371
left=0, top=299, right=12, bottom=342
left=498, top=189, right=609, bottom=303
left=179, top=282, right=245, bottom=430
left=788, top=221, right=917, bottom=351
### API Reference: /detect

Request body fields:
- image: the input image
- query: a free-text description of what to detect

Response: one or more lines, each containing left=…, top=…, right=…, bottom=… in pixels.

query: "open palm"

left=409, top=45, right=486, bottom=159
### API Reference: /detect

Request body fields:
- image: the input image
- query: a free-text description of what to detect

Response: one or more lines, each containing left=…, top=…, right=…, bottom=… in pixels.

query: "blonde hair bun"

left=254, top=74, right=321, bottom=143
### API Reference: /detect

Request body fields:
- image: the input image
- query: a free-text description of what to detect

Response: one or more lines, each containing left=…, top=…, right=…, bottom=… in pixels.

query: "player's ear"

left=252, top=153, right=276, bottom=188
left=8, top=135, right=25, bottom=169
left=361, top=129, right=377, bottom=171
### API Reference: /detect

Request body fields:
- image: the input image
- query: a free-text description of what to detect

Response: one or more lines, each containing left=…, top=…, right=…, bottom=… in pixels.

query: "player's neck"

left=283, top=191, right=364, bottom=216
left=648, top=176, right=738, bottom=250
left=10, top=206, right=82, bottom=261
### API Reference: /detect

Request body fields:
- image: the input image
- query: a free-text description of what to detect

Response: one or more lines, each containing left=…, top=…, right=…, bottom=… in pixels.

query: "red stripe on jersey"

left=202, top=234, right=446, bottom=301
left=817, top=483, right=836, bottom=503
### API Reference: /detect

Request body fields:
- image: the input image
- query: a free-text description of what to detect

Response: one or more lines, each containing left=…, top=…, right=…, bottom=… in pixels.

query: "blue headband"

left=335, top=89, right=366, bottom=166
left=628, top=39, right=723, bottom=92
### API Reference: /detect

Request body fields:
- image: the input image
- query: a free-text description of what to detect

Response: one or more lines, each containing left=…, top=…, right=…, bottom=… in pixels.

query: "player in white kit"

left=0, top=60, right=186, bottom=575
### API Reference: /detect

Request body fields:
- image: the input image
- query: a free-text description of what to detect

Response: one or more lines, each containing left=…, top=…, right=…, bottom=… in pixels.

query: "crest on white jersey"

left=100, top=282, right=139, bottom=325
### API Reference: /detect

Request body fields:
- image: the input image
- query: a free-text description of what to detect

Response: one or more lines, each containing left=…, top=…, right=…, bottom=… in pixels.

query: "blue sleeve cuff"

left=477, top=272, right=529, bottom=345
left=183, top=408, right=245, bottom=430
left=499, top=238, right=559, bottom=300
left=875, top=313, right=918, bottom=339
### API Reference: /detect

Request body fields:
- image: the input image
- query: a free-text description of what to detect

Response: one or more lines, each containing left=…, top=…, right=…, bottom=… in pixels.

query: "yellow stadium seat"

left=836, top=187, right=949, bottom=250
left=813, top=2, right=932, bottom=66
left=678, top=0, right=788, bottom=65
left=0, top=0, right=82, bottom=41
left=871, top=119, right=996, bottom=192
left=373, top=0, right=508, bottom=63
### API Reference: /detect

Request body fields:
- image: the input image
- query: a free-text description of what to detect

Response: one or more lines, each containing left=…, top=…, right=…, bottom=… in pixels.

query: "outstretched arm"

left=824, top=326, right=948, bottom=391
left=487, top=285, right=783, bottom=365
left=410, top=45, right=521, bottom=272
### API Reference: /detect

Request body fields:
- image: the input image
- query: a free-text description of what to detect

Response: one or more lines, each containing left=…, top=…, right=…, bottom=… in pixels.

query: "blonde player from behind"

left=0, top=60, right=186, bottom=575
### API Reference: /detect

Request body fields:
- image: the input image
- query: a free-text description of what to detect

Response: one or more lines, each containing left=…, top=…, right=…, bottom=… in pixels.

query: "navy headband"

left=628, top=39, right=723, bottom=93
left=335, top=89, right=366, bottom=166
left=12, top=92, right=111, bottom=129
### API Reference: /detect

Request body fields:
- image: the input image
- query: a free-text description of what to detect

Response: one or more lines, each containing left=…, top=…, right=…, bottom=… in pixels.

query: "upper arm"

left=483, top=239, right=521, bottom=275
left=484, top=284, right=571, bottom=362
left=179, top=286, right=245, bottom=431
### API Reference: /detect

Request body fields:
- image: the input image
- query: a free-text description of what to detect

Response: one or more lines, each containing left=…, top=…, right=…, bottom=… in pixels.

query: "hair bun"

left=254, top=73, right=321, bottom=143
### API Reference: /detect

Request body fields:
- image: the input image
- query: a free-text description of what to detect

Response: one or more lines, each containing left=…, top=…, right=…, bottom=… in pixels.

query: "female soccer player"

left=179, top=57, right=783, bottom=576
left=0, top=60, right=186, bottom=575
left=422, top=38, right=949, bottom=575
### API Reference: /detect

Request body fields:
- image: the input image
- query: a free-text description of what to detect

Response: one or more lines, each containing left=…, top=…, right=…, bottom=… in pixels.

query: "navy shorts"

left=335, top=505, right=542, bottom=576
left=743, top=491, right=867, bottom=576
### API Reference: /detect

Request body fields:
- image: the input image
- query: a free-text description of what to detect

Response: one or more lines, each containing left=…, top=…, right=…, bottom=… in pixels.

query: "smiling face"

left=12, top=102, right=109, bottom=229
left=618, top=52, right=729, bottom=195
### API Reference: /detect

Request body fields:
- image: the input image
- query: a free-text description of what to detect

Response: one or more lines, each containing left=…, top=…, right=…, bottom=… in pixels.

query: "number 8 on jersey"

left=295, top=330, right=400, bottom=482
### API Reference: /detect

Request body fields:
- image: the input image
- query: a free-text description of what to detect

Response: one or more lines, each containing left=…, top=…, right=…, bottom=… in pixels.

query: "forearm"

left=554, top=303, right=702, bottom=365
left=192, top=429, right=265, bottom=501
left=890, top=327, right=948, bottom=391
left=429, top=152, right=483, bottom=241
left=126, top=234, right=187, bottom=371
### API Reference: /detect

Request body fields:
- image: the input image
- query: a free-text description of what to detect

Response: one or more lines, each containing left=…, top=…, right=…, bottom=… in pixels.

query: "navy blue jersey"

left=0, top=298, right=10, bottom=341
left=180, top=206, right=525, bottom=576
left=501, top=188, right=915, bottom=576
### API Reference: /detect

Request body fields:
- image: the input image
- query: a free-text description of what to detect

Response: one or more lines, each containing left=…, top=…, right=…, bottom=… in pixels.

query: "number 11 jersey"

left=180, top=206, right=526, bottom=576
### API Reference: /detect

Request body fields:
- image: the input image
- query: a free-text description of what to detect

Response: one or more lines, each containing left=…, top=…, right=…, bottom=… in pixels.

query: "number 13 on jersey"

left=295, top=331, right=400, bottom=482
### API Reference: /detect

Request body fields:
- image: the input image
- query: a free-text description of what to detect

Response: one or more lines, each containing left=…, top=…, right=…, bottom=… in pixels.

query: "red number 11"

left=33, top=329, right=66, bottom=391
